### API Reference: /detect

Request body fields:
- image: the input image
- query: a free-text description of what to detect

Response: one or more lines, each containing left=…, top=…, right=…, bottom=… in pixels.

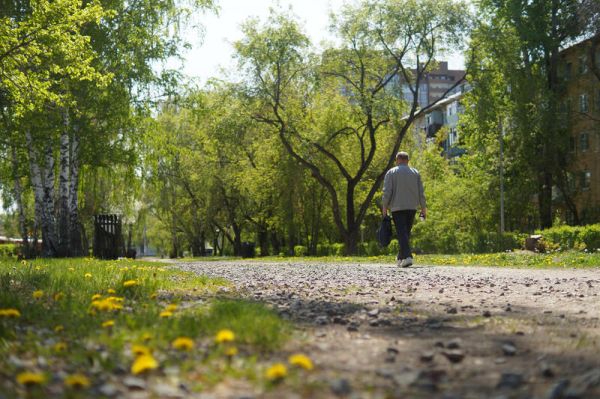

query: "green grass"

left=181, top=250, right=600, bottom=268
left=0, top=257, right=291, bottom=397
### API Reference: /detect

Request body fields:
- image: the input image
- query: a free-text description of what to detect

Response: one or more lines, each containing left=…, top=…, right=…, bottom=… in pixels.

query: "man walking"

left=382, top=151, right=427, bottom=267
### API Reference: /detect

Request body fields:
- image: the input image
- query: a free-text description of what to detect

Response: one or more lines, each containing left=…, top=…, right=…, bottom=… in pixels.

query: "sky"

left=170, top=0, right=465, bottom=84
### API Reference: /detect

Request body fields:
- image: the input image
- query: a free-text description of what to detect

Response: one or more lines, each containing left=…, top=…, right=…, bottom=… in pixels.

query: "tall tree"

left=234, top=1, right=471, bottom=254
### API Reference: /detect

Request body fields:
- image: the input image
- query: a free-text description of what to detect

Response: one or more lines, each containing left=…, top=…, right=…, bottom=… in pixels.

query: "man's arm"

left=382, top=171, right=392, bottom=216
left=417, top=173, right=427, bottom=214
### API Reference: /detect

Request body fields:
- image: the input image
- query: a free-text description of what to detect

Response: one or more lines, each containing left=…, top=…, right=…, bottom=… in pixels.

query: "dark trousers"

left=391, top=210, right=416, bottom=260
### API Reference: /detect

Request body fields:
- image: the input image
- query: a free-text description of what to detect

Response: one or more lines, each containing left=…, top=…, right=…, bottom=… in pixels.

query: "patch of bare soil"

left=176, top=261, right=600, bottom=399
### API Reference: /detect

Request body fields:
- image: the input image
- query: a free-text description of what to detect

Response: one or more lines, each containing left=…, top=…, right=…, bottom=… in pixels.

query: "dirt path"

left=175, top=260, right=600, bottom=399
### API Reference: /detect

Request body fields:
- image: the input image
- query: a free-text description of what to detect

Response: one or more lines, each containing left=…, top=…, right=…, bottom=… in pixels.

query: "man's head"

left=395, top=151, right=409, bottom=165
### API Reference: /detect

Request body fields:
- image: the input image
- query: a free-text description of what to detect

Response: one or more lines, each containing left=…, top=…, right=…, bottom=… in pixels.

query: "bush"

left=331, top=243, right=346, bottom=256
left=366, top=241, right=382, bottom=256
left=387, top=239, right=399, bottom=256
left=0, top=244, right=17, bottom=259
left=316, top=244, right=331, bottom=257
left=293, top=245, right=308, bottom=257
left=537, top=224, right=600, bottom=251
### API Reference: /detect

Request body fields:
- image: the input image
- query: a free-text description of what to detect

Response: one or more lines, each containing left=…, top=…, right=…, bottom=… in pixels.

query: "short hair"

left=396, top=151, right=409, bottom=161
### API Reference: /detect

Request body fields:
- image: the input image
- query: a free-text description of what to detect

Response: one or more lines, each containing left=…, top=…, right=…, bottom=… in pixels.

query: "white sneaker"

left=400, top=257, right=413, bottom=268
left=396, top=258, right=403, bottom=267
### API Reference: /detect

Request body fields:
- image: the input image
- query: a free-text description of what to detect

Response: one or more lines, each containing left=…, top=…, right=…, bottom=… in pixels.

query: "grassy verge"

left=178, top=250, right=600, bottom=268
left=0, top=257, right=293, bottom=397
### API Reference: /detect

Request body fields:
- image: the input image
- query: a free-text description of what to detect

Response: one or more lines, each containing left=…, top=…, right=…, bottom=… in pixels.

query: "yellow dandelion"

left=21, top=260, right=27, bottom=265
left=131, top=354, right=158, bottom=375
left=215, top=329, right=235, bottom=344
left=53, top=342, right=67, bottom=352
left=171, top=337, right=194, bottom=351
left=16, top=372, right=46, bottom=386
left=102, top=320, right=115, bottom=328
left=288, top=353, right=314, bottom=370
left=0, top=308, right=21, bottom=318
left=84, top=273, right=92, bottom=278
left=54, top=292, right=64, bottom=301
left=150, top=293, right=157, bottom=299
left=265, top=363, right=287, bottom=381
left=54, top=325, right=64, bottom=333
left=123, top=280, right=137, bottom=288
left=107, top=288, right=116, bottom=294
left=165, top=303, right=178, bottom=312
left=32, top=290, right=44, bottom=299
left=225, top=346, right=238, bottom=357
left=132, top=344, right=151, bottom=357
left=159, top=311, right=172, bottom=318
left=68, top=267, right=75, bottom=271
left=64, top=373, right=90, bottom=389
left=91, top=294, right=102, bottom=301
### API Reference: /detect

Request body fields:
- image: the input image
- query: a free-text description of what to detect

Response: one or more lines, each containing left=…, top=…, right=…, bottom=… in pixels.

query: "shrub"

left=537, top=224, right=600, bottom=251
left=366, top=241, right=381, bottom=256
left=293, top=245, right=308, bottom=257
left=316, top=244, right=331, bottom=257
left=387, top=239, right=399, bottom=256
left=0, top=244, right=17, bottom=259
left=331, top=243, right=346, bottom=256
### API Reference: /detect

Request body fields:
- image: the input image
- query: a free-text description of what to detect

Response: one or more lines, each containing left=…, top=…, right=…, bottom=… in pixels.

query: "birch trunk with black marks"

left=41, top=141, right=58, bottom=256
left=69, top=132, right=83, bottom=256
left=11, top=145, right=29, bottom=256
left=26, top=130, right=47, bottom=254
left=57, top=109, right=71, bottom=256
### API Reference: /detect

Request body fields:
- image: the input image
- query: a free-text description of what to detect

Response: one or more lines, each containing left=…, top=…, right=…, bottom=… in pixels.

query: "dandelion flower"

left=64, top=373, right=90, bottom=389
left=21, top=260, right=27, bottom=266
left=171, top=337, right=194, bottom=351
left=265, top=363, right=287, bottom=381
left=288, top=353, right=314, bottom=370
left=102, top=320, right=115, bottom=328
left=53, top=342, right=67, bottom=352
left=165, top=303, right=177, bottom=312
left=54, top=325, right=64, bottom=333
left=107, top=288, right=116, bottom=294
left=32, top=290, right=44, bottom=299
left=0, top=308, right=21, bottom=318
left=16, top=372, right=46, bottom=386
left=54, top=292, right=64, bottom=301
left=84, top=273, right=92, bottom=278
left=131, top=354, right=158, bottom=375
left=132, top=344, right=151, bottom=357
left=68, top=267, right=75, bottom=271
left=123, top=280, right=137, bottom=288
left=215, top=329, right=235, bottom=344
left=150, top=293, right=157, bottom=299
left=91, top=294, right=102, bottom=301
left=159, top=311, right=172, bottom=318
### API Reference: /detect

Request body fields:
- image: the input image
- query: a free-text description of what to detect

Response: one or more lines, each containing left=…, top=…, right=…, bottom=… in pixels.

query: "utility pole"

left=499, top=117, right=505, bottom=234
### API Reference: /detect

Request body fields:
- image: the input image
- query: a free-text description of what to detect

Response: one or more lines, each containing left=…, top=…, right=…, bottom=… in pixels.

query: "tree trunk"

left=257, top=228, right=269, bottom=256
left=68, top=133, right=83, bottom=256
left=232, top=223, right=242, bottom=256
left=11, top=146, right=30, bottom=257
left=57, top=109, right=70, bottom=256
left=538, top=171, right=553, bottom=229
left=343, top=227, right=360, bottom=256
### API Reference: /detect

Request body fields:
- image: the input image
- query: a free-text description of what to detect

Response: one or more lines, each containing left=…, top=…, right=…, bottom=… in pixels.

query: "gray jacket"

left=382, top=164, right=426, bottom=211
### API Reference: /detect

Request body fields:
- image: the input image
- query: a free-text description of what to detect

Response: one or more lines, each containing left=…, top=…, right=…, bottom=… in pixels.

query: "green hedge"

left=537, top=224, right=600, bottom=251
left=293, top=245, right=308, bottom=257
left=0, top=244, right=18, bottom=258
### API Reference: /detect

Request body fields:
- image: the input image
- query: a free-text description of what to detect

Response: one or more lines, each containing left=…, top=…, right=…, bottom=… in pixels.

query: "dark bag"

left=376, top=215, right=393, bottom=247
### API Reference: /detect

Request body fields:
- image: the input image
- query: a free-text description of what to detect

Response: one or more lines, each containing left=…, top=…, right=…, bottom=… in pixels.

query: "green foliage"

left=331, top=243, right=346, bottom=256
left=537, top=224, right=600, bottom=251
left=0, top=244, right=17, bottom=259
left=293, top=245, right=308, bottom=257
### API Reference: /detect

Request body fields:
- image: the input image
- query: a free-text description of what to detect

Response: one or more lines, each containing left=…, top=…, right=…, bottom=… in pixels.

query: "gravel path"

left=175, top=260, right=600, bottom=399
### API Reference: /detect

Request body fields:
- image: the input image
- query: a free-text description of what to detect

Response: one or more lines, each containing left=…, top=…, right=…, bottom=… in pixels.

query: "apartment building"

left=559, top=35, right=600, bottom=223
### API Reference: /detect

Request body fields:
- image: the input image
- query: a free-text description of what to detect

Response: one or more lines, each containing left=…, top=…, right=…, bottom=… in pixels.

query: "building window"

left=580, top=132, right=590, bottom=152
left=581, top=171, right=591, bottom=190
left=579, top=55, right=588, bottom=74
left=580, top=94, right=589, bottom=113
left=565, top=62, right=572, bottom=80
